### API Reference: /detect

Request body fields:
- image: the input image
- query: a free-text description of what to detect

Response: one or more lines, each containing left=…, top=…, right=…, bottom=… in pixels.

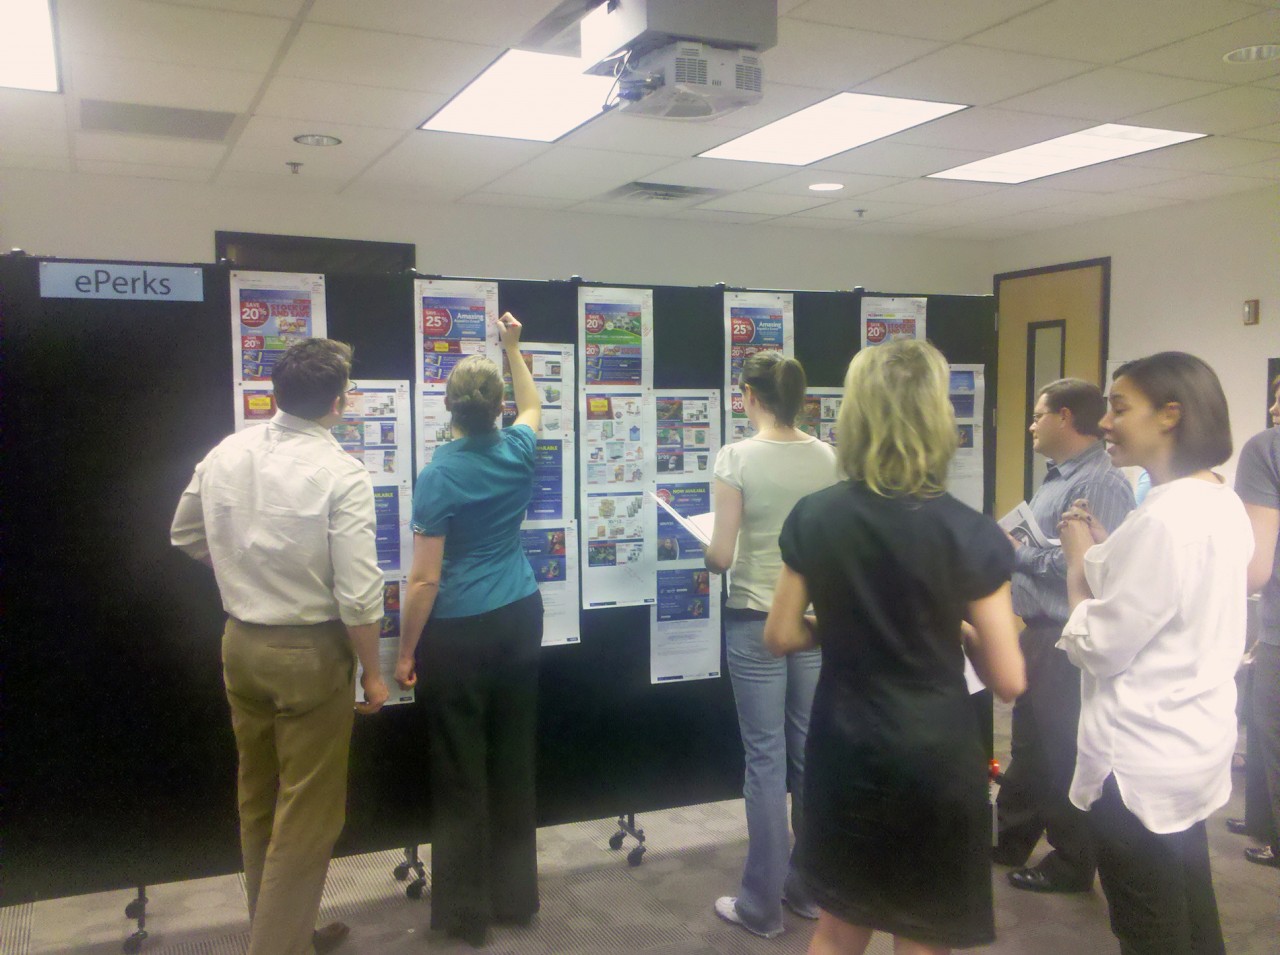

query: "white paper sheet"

left=724, top=291, right=794, bottom=442
left=521, top=521, right=581, bottom=646
left=947, top=364, right=986, bottom=511
left=860, top=295, right=926, bottom=349
left=582, top=490, right=657, bottom=608
left=579, top=286, right=654, bottom=391
left=413, top=278, right=500, bottom=391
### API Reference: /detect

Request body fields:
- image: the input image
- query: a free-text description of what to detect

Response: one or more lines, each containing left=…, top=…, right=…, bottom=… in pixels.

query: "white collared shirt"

left=1058, top=478, right=1252, bottom=834
left=171, top=411, right=384, bottom=628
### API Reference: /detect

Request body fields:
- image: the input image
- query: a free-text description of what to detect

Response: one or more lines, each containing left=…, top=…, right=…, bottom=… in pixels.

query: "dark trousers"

left=994, top=621, right=1096, bottom=883
left=1089, top=775, right=1225, bottom=955
left=417, top=591, right=544, bottom=937
left=1249, top=642, right=1280, bottom=852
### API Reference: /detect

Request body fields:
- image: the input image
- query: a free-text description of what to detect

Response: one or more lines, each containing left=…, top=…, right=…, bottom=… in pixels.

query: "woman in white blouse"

left=1058, top=352, right=1252, bottom=955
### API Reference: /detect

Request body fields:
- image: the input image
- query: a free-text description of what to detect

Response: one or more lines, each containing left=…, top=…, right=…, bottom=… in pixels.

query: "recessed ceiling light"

left=698, top=93, right=967, bottom=166
left=928, top=124, right=1206, bottom=184
left=808, top=182, right=845, bottom=192
left=1223, top=44, right=1280, bottom=64
left=421, top=49, right=615, bottom=142
left=293, top=134, right=342, bottom=147
left=0, top=0, right=59, bottom=92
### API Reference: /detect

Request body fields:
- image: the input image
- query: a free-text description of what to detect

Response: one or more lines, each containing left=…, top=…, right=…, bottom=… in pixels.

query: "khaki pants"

left=222, top=618, right=355, bottom=955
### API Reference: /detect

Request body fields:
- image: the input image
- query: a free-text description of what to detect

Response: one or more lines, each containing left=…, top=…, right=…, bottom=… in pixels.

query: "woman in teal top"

left=396, top=313, right=542, bottom=948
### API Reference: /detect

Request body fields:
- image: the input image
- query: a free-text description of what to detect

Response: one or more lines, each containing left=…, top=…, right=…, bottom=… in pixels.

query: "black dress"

left=780, top=480, right=1013, bottom=947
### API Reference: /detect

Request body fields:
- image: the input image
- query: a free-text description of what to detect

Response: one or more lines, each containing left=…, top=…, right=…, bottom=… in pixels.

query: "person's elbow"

left=1247, top=560, right=1273, bottom=595
left=762, top=616, right=786, bottom=656
left=704, top=551, right=730, bottom=574
left=990, top=664, right=1027, bottom=704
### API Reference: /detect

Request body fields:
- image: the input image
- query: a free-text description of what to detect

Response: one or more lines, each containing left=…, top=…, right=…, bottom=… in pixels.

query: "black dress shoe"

left=1244, top=845, right=1280, bottom=868
left=1225, top=817, right=1249, bottom=835
left=1007, top=866, right=1093, bottom=893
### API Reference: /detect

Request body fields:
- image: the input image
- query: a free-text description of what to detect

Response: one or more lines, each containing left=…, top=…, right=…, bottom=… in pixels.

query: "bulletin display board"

left=0, top=255, right=996, bottom=902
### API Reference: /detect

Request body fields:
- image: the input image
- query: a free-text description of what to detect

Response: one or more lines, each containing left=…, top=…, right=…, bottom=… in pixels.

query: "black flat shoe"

left=1225, top=817, right=1249, bottom=835
left=1244, top=846, right=1280, bottom=869
left=1007, top=866, right=1093, bottom=893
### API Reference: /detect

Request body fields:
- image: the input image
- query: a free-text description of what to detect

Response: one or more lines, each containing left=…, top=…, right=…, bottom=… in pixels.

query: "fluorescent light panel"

left=421, top=49, right=615, bottom=142
left=0, top=0, right=59, bottom=92
left=699, top=93, right=967, bottom=166
left=929, top=124, right=1206, bottom=184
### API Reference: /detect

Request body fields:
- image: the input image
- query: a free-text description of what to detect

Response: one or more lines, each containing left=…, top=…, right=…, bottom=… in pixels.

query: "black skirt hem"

left=802, top=878, right=996, bottom=949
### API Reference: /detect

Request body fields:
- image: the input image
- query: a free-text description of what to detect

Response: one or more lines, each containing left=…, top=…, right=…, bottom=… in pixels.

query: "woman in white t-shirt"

left=704, top=351, right=838, bottom=939
left=1058, top=352, right=1252, bottom=955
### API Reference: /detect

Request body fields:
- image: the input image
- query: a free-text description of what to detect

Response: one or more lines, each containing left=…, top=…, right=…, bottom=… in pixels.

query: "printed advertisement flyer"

left=655, top=391, right=719, bottom=477
left=797, top=388, right=843, bottom=449
left=947, top=364, right=985, bottom=511
left=414, top=391, right=454, bottom=473
left=580, top=392, right=656, bottom=490
left=579, top=286, right=654, bottom=390
left=724, top=291, right=794, bottom=442
left=655, top=482, right=711, bottom=564
left=860, top=296, right=926, bottom=349
left=520, top=522, right=580, bottom=646
left=504, top=343, right=575, bottom=522
left=414, top=278, right=500, bottom=390
left=582, top=490, right=657, bottom=609
left=650, top=567, right=721, bottom=683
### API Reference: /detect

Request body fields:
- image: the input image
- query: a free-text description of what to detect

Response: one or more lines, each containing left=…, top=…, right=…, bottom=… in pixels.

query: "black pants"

left=1089, top=775, right=1224, bottom=955
left=1249, top=642, right=1280, bottom=852
left=994, top=621, right=1096, bottom=883
left=417, top=591, right=543, bottom=937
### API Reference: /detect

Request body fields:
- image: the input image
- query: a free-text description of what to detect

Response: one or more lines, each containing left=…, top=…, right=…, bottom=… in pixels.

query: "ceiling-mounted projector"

left=615, top=41, right=763, bottom=119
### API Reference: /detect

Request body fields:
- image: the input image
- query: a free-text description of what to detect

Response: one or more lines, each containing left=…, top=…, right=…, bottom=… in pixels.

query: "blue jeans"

left=725, top=612, right=822, bottom=933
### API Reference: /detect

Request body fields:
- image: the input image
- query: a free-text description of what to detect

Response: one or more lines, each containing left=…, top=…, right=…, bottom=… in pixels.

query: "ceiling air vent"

left=80, top=99, right=237, bottom=142
left=599, top=181, right=724, bottom=203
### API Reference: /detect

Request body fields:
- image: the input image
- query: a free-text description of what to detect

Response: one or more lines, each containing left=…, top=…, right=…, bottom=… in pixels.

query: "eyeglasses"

left=1029, top=411, right=1055, bottom=423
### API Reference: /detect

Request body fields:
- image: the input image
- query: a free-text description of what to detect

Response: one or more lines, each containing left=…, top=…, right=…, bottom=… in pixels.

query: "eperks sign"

left=39, top=262, right=204, bottom=302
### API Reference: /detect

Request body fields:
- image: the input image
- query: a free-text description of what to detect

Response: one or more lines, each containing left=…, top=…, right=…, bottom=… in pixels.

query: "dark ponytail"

left=740, top=351, right=807, bottom=427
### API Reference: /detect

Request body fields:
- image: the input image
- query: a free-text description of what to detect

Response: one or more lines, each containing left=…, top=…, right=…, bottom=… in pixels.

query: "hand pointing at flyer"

left=497, top=312, right=522, bottom=350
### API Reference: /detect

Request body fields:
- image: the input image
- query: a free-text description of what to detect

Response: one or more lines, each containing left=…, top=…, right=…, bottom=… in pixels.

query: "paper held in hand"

left=648, top=491, right=714, bottom=547
left=998, top=501, right=1059, bottom=548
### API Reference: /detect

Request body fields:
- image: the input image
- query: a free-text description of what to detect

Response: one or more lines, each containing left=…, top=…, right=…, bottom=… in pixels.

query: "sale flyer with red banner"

left=723, top=290, right=794, bottom=443
left=859, top=295, right=926, bottom=350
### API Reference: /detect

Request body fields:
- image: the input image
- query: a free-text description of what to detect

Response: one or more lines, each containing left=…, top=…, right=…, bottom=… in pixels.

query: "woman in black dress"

left=765, top=339, right=1025, bottom=955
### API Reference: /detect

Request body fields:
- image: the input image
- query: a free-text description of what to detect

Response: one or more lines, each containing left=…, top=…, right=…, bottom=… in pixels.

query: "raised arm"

left=704, top=478, right=742, bottom=574
left=500, top=312, right=541, bottom=433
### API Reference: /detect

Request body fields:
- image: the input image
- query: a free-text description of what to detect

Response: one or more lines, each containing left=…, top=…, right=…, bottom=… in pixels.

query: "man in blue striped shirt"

left=994, top=378, right=1136, bottom=894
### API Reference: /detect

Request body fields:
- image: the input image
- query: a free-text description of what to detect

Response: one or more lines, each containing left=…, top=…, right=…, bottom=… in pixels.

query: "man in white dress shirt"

left=172, top=338, right=388, bottom=955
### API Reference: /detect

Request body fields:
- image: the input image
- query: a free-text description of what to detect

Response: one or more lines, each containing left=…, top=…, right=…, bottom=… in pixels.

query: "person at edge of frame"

left=171, top=337, right=389, bottom=955
left=1229, top=373, right=1280, bottom=869
left=1058, top=352, right=1251, bottom=955
left=394, top=312, right=544, bottom=950
left=993, top=378, right=1136, bottom=894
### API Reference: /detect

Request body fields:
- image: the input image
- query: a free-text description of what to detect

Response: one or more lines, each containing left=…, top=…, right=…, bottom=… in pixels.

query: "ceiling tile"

left=939, top=185, right=1082, bottom=214
left=561, top=112, right=740, bottom=157
left=77, top=160, right=213, bottom=181
left=856, top=178, right=1003, bottom=204
left=567, top=200, right=706, bottom=219
left=667, top=209, right=779, bottom=226
left=996, top=68, right=1227, bottom=121
left=68, top=54, right=263, bottom=114
left=853, top=44, right=1092, bottom=107
left=693, top=193, right=835, bottom=215
left=74, top=131, right=226, bottom=167
left=256, top=77, right=444, bottom=130
left=813, top=141, right=992, bottom=177
left=0, top=153, right=71, bottom=172
left=1117, top=135, right=1280, bottom=171
left=765, top=216, right=859, bottom=230
left=0, top=124, right=66, bottom=156
left=928, top=222, right=1029, bottom=239
left=58, top=0, right=292, bottom=73
left=1118, top=10, right=1280, bottom=84
left=222, top=116, right=405, bottom=176
left=215, top=168, right=346, bottom=194
left=877, top=204, right=1003, bottom=227
left=983, top=208, right=1096, bottom=232
left=0, top=90, right=68, bottom=129
left=749, top=170, right=906, bottom=197
left=641, top=158, right=798, bottom=191
left=308, top=0, right=561, bottom=48
left=762, top=19, right=941, bottom=89
left=1224, top=158, right=1280, bottom=178
left=1026, top=162, right=1193, bottom=193
left=1122, top=86, right=1280, bottom=135
left=459, top=192, right=578, bottom=210
left=792, top=198, right=929, bottom=221
left=1256, top=75, right=1280, bottom=90
left=1238, top=122, right=1280, bottom=142
left=849, top=220, right=945, bottom=235
left=706, top=83, right=837, bottom=132
left=891, top=107, right=1091, bottom=151
left=356, top=131, right=547, bottom=197
left=788, top=0, right=1048, bottom=42
left=1128, top=172, right=1276, bottom=200
left=481, top=147, right=675, bottom=201
left=277, top=23, right=499, bottom=94
left=153, top=0, right=306, bottom=15
left=1030, top=191, right=1179, bottom=217
left=966, top=0, right=1264, bottom=64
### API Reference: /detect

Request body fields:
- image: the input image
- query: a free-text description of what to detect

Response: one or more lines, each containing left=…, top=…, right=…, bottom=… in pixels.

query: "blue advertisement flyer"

left=578, top=286, right=653, bottom=390
left=797, top=388, right=843, bottom=448
left=650, top=567, right=721, bottom=683
left=413, top=278, right=500, bottom=390
left=355, top=578, right=415, bottom=707
left=582, top=490, right=656, bottom=609
left=504, top=343, right=575, bottom=522
left=655, top=391, right=719, bottom=477
left=520, top=522, right=580, bottom=646
left=655, top=483, right=710, bottom=563
left=724, top=291, right=793, bottom=442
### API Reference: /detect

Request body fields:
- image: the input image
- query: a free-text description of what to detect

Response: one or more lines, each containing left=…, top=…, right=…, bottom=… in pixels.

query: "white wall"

left=0, top=167, right=991, bottom=294
left=989, top=185, right=1280, bottom=475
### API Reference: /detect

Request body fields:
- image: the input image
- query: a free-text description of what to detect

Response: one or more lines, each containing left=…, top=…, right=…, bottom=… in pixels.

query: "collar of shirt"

left=1046, top=439, right=1107, bottom=482
left=271, top=409, right=340, bottom=446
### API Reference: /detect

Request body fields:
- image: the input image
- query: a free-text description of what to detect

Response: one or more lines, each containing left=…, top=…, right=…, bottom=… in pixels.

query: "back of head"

left=1038, top=378, right=1106, bottom=438
left=272, top=338, right=353, bottom=420
left=1114, top=351, right=1232, bottom=475
left=836, top=339, right=957, bottom=497
left=739, top=351, right=807, bottom=427
left=446, top=355, right=503, bottom=434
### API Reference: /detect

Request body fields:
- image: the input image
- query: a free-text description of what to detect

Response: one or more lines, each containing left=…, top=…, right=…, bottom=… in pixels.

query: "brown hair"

left=271, top=338, right=352, bottom=420
left=1114, top=352, right=1232, bottom=476
left=446, top=355, right=503, bottom=434
left=1038, top=378, right=1107, bottom=438
left=739, top=351, right=806, bottom=427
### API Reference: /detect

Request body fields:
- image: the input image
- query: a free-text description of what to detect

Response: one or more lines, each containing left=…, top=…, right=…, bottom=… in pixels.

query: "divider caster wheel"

left=627, top=845, right=646, bottom=866
left=608, top=832, right=625, bottom=851
left=393, top=863, right=410, bottom=881
left=122, top=933, right=147, bottom=954
left=406, top=878, right=426, bottom=900
left=124, top=901, right=144, bottom=920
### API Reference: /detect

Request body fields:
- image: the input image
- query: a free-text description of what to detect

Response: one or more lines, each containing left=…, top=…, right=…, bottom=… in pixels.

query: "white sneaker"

left=714, top=896, right=783, bottom=939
